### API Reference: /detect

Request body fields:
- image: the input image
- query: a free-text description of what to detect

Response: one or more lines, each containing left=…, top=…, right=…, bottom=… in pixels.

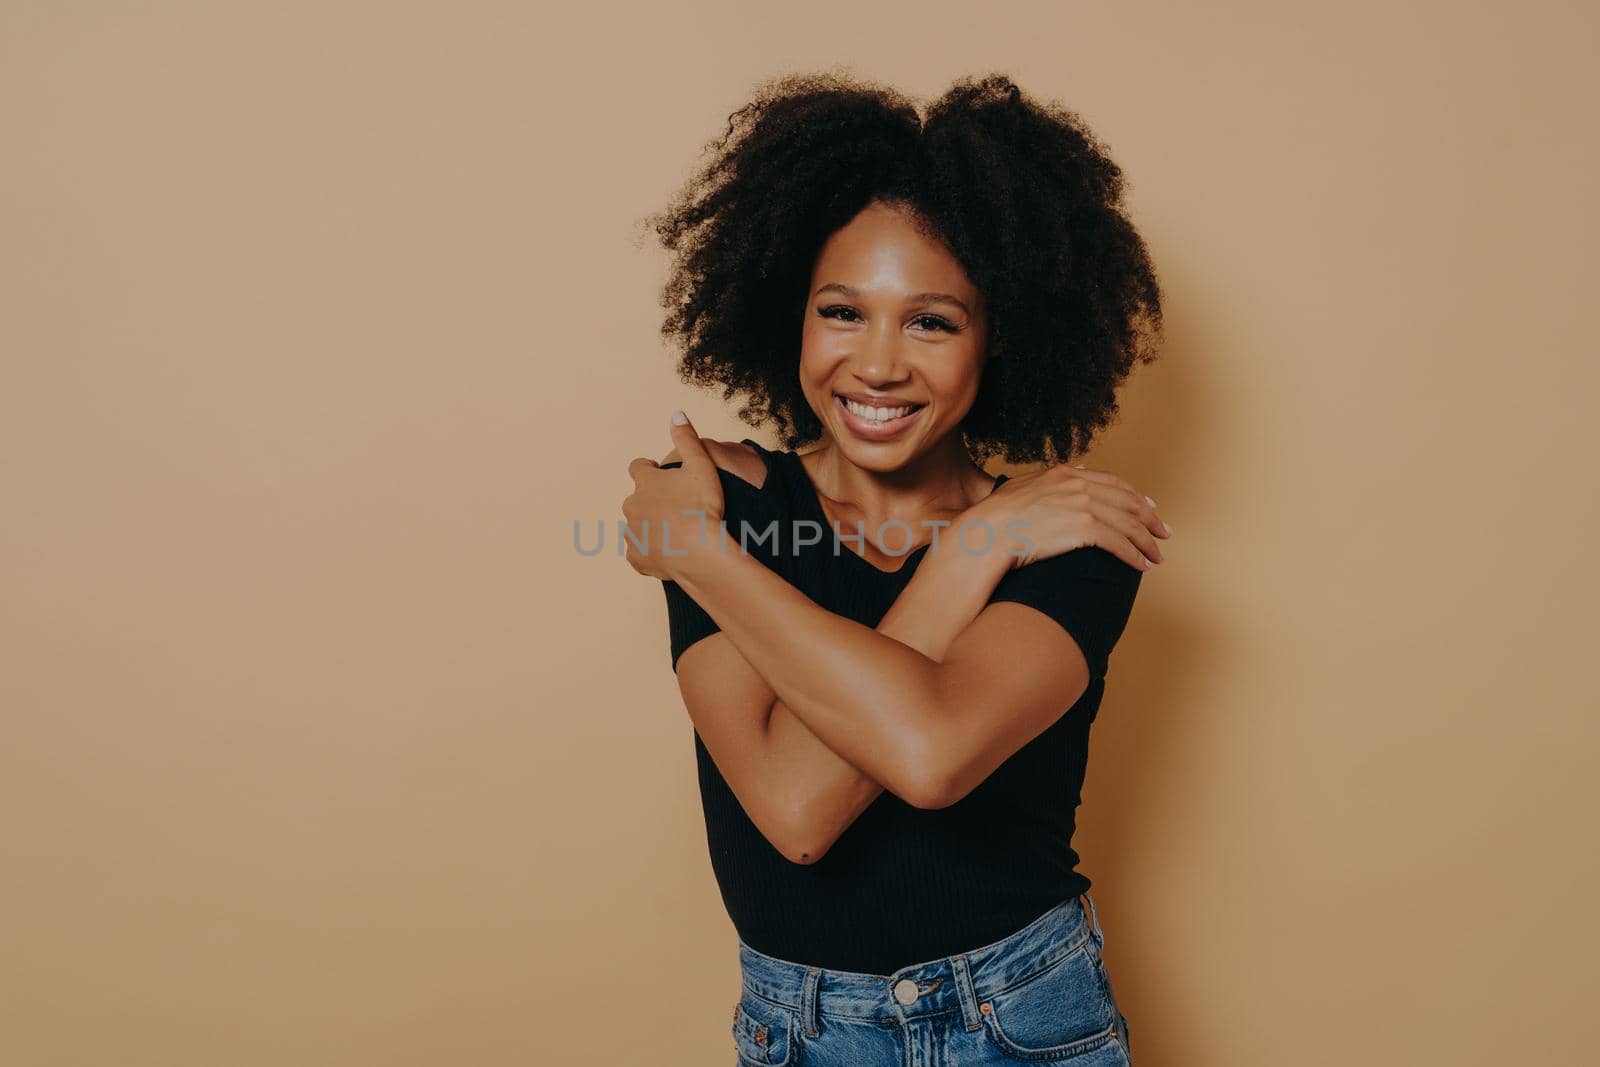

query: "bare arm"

left=661, top=440, right=1009, bottom=864
left=667, top=515, right=1079, bottom=811
left=673, top=532, right=1012, bottom=864
left=637, top=428, right=1164, bottom=860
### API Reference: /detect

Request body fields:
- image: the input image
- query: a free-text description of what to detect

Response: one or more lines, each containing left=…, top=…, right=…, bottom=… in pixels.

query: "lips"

left=834, top=393, right=926, bottom=439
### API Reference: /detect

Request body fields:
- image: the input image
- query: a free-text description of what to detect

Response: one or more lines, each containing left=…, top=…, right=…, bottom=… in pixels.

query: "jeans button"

left=892, top=978, right=919, bottom=1005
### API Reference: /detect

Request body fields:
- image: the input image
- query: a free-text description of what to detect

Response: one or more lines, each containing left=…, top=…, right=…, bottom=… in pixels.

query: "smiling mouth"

left=834, top=394, right=926, bottom=435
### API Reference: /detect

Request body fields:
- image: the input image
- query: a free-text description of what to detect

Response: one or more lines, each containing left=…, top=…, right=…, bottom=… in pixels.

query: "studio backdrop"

left=1, top=3, right=1593, bottom=1065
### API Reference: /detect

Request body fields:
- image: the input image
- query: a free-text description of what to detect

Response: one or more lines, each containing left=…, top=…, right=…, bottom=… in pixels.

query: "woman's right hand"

left=970, top=463, right=1172, bottom=573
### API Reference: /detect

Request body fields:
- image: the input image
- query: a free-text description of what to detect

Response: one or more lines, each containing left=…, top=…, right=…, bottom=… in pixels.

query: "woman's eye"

left=818, top=305, right=957, bottom=333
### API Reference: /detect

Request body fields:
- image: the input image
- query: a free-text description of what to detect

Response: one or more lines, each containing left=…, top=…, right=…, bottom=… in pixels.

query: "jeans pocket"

left=978, top=941, right=1123, bottom=1062
left=731, top=989, right=797, bottom=1066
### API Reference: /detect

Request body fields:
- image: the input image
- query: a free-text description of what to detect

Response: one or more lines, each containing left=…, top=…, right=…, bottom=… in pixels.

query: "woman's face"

left=798, top=200, right=988, bottom=473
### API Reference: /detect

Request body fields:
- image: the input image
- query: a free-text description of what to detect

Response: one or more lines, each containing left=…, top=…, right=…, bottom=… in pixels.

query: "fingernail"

left=1145, top=495, right=1158, bottom=508
left=671, top=409, right=687, bottom=425
left=1162, top=521, right=1173, bottom=536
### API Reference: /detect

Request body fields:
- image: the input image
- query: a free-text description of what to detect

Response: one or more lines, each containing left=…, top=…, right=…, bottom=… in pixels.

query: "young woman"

left=622, top=72, right=1167, bottom=1066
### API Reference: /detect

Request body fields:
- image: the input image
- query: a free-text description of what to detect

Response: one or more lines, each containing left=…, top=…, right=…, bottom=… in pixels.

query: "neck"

left=805, top=432, right=994, bottom=523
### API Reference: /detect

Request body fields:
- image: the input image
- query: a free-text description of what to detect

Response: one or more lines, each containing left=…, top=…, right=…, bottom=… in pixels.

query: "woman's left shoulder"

left=1003, top=545, right=1145, bottom=587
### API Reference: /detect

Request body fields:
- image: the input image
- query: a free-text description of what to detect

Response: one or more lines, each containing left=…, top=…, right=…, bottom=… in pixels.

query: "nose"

left=848, top=325, right=911, bottom=387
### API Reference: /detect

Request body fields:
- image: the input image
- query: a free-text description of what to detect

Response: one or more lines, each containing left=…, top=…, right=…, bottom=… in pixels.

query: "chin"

left=831, top=426, right=932, bottom=471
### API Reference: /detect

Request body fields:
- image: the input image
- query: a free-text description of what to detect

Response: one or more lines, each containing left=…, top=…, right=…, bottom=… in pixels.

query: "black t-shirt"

left=660, top=438, right=1142, bottom=974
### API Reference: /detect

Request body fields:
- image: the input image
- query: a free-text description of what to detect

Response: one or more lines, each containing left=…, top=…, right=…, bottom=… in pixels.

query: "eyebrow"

left=813, top=282, right=971, bottom=316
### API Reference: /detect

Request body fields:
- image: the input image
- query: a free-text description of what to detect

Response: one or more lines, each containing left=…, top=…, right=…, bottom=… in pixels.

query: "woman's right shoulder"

left=706, top=438, right=771, bottom=492
left=657, top=437, right=776, bottom=495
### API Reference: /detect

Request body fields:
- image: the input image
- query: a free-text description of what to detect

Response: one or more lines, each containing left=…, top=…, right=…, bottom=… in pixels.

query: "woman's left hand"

left=621, top=411, right=726, bottom=580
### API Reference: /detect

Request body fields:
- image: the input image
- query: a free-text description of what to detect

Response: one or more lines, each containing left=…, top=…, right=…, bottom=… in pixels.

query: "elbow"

left=900, top=774, right=961, bottom=811
left=884, top=693, right=969, bottom=810
left=777, top=820, right=839, bottom=865
left=895, top=760, right=962, bottom=812
left=892, top=730, right=965, bottom=810
left=770, top=796, right=836, bottom=866
left=778, top=834, right=829, bottom=866
left=898, top=741, right=983, bottom=811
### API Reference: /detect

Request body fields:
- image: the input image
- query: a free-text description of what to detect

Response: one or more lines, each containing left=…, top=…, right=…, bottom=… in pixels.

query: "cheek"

left=926, top=352, right=986, bottom=409
left=798, top=328, right=845, bottom=384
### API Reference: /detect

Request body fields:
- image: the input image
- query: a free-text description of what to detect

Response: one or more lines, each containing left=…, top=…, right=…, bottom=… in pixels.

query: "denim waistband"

left=736, top=893, right=1106, bottom=1039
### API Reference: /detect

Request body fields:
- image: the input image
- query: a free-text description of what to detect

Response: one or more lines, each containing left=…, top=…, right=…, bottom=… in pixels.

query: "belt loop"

left=1080, top=892, right=1105, bottom=950
left=949, top=953, right=983, bottom=1032
left=801, top=966, right=822, bottom=1038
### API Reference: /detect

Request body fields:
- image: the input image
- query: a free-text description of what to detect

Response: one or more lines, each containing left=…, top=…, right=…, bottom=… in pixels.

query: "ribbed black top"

left=661, top=438, right=1142, bottom=974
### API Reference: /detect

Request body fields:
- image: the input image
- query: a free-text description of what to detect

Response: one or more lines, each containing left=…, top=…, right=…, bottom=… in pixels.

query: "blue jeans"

left=729, top=893, right=1133, bottom=1066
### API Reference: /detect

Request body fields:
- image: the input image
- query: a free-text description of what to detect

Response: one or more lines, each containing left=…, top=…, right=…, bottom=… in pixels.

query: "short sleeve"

left=662, top=576, right=717, bottom=672
left=659, top=462, right=780, bottom=672
left=987, top=546, right=1143, bottom=680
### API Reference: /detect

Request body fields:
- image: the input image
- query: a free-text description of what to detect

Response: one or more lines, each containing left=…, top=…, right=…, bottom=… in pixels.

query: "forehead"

left=809, top=202, right=976, bottom=299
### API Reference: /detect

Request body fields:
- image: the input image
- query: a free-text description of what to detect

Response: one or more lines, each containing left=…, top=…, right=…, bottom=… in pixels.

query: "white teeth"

left=843, top=398, right=918, bottom=422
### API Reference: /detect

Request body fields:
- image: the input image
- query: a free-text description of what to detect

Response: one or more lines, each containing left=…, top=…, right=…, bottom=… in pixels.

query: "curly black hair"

left=643, top=70, right=1163, bottom=465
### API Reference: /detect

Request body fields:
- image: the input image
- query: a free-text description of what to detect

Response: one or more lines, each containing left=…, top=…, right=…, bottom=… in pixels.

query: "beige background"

left=2, top=2, right=1594, bottom=1064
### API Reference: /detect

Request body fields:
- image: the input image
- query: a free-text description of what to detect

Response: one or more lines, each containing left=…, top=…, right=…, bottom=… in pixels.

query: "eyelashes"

left=816, top=304, right=962, bottom=333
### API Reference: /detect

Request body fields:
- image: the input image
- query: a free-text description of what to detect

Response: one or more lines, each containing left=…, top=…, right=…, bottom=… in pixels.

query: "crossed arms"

left=660, top=445, right=1096, bottom=865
